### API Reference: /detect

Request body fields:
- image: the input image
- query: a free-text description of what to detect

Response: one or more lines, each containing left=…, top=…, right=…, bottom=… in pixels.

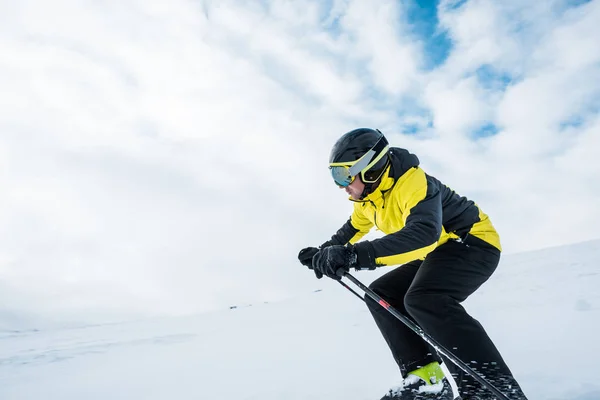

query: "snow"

left=1, top=239, right=599, bottom=400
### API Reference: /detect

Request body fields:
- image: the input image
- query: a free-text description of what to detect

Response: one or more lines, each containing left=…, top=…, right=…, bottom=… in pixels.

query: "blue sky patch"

left=442, top=0, right=469, bottom=11
left=564, top=0, right=593, bottom=7
left=320, top=0, right=342, bottom=38
left=475, top=65, right=513, bottom=91
left=402, top=124, right=420, bottom=135
left=472, top=122, right=500, bottom=139
left=559, top=115, right=585, bottom=130
left=403, top=0, right=453, bottom=70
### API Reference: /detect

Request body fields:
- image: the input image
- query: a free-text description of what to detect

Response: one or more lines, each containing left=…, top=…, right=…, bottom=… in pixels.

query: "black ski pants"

left=364, top=236, right=527, bottom=400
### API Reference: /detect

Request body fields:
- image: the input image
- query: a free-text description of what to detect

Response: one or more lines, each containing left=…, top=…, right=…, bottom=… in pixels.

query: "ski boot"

left=380, top=362, right=455, bottom=400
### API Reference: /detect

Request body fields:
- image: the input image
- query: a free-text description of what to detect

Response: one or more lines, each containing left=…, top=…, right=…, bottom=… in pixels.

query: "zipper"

left=370, top=200, right=380, bottom=230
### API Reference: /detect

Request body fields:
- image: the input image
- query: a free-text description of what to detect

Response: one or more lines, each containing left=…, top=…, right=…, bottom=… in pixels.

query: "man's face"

left=343, top=175, right=365, bottom=200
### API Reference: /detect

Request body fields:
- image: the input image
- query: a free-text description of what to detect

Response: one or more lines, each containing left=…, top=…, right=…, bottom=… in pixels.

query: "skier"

left=298, top=128, right=528, bottom=400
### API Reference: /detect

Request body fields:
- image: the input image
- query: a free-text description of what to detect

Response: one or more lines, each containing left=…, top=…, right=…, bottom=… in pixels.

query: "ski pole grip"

left=335, top=268, right=347, bottom=278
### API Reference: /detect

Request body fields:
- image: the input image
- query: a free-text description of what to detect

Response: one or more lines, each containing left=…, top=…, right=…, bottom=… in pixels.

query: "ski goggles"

left=329, top=137, right=389, bottom=187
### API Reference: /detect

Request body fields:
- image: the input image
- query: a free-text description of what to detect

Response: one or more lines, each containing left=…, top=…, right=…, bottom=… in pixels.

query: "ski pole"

left=337, top=279, right=365, bottom=302
left=338, top=270, right=511, bottom=400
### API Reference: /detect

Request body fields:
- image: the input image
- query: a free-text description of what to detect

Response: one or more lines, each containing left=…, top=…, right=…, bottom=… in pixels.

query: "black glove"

left=298, top=247, right=323, bottom=279
left=298, top=241, right=336, bottom=279
left=298, top=247, right=318, bottom=267
left=312, top=245, right=358, bottom=280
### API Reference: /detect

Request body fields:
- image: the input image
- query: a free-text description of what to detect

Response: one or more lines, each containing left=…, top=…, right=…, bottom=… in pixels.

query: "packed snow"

left=1, top=239, right=599, bottom=400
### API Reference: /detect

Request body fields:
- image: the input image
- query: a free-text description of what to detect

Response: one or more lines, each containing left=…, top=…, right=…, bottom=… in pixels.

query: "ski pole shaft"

left=340, top=271, right=511, bottom=400
left=337, top=280, right=365, bottom=302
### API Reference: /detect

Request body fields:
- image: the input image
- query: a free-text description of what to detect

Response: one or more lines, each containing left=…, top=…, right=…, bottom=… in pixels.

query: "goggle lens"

left=330, top=165, right=355, bottom=187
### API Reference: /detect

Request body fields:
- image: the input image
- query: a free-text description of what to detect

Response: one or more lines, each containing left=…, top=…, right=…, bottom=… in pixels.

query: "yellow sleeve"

left=348, top=203, right=374, bottom=244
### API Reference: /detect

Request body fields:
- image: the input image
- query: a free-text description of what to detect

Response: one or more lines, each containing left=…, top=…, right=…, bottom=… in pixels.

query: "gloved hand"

left=312, top=245, right=358, bottom=280
left=298, top=247, right=323, bottom=279
left=298, top=247, right=319, bottom=267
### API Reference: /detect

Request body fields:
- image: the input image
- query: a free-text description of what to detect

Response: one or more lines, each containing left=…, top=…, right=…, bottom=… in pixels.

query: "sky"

left=0, top=0, right=599, bottom=323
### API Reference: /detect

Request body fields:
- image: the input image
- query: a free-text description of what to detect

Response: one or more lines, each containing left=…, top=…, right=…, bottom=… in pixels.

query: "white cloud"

left=0, top=0, right=599, bottom=323
left=339, top=0, right=421, bottom=95
left=424, top=76, right=491, bottom=136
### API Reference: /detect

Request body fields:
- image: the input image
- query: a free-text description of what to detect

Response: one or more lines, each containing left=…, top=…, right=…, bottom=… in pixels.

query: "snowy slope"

left=0, top=239, right=599, bottom=400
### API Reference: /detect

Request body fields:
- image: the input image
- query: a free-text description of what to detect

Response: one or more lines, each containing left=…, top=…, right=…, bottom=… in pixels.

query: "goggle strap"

left=361, top=145, right=389, bottom=180
left=348, top=136, right=389, bottom=177
left=348, top=148, right=376, bottom=176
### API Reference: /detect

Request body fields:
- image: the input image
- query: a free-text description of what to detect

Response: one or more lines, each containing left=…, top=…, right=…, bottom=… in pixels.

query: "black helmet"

left=329, top=128, right=390, bottom=188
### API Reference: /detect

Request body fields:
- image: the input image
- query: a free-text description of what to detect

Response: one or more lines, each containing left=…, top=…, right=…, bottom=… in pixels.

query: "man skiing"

left=298, top=128, right=528, bottom=400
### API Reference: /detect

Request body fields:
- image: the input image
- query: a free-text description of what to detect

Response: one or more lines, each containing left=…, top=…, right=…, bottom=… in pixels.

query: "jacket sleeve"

left=323, top=206, right=374, bottom=247
left=354, top=168, right=442, bottom=267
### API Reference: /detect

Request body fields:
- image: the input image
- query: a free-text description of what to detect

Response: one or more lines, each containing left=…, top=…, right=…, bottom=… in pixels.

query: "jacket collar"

left=346, top=147, right=420, bottom=203
left=349, top=166, right=395, bottom=203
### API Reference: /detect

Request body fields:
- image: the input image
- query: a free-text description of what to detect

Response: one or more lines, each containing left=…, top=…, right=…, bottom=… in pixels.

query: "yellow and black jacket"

left=326, top=148, right=501, bottom=267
